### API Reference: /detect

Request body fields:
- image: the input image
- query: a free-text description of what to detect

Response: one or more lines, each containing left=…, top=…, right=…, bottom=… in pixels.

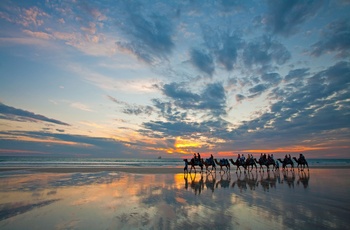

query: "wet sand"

left=0, top=167, right=349, bottom=229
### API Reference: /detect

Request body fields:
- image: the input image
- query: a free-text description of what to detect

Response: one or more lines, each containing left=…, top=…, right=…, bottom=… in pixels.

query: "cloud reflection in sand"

left=0, top=169, right=348, bottom=229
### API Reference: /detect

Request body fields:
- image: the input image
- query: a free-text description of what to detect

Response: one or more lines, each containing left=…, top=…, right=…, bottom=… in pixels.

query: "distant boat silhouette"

left=158, top=156, right=162, bottom=159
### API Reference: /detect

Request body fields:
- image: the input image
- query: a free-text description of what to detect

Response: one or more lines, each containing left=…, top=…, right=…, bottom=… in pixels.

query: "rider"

left=240, top=154, right=245, bottom=164
left=197, top=152, right=201, bottom=162
left=247, top=154, right=251, bottom=163
left=209, top=154, right=214, bottom=164
left=299, top=153, right=305, bottom=162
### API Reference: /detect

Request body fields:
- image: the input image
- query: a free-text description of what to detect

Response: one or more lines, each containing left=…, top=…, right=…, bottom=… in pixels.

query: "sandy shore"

left=0, top=165, right=349, bottom=174
left=0, top=166, right=349, bottom=229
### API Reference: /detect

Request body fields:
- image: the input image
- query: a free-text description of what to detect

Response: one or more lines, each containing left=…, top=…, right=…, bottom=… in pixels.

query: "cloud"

left=107, top=95, right=127, bottom=105
left=140, top=120, right=207, bottom=139
left=70, top=102, right=94, bottom=112
left=201, top=28, right=244, bottom=71
left=107, top=95, right=154, bottom=116
left=189, top=48, right=215, bottom=76
left=285, top=68, right=310, bottom=82
left=160, top=82, right=227, bottom=116
left=0, top=103, right=69, bottom=126
left=235, top=94, right=245, bottom=102
left=22, top=29, right=53, bottom=40
left=116, top=2, right=175, bottom=64
left=123, top=105, right=153, bottom=116
left=266, top=0, right=323, bottom=36
left=261, top=72, right=282, bottom=85
left=151, top=99, right=187, bottom=122
left=311, top=19, right=350, bottom=58
left=242, top=36, right=291, bottom=68
left=0, top=131, right=134, bottom=157
left=248, top=84, right=268, bottom=95
left=228, top=61, right=350, bottom=148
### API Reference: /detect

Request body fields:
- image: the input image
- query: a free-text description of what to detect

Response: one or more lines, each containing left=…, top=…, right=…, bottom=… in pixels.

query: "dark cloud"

left=162, top=82, right=200, bottom=102
left=0, top=131, right=135, bottom=157
left=160, top=82, right=227, bottom=116
left=285, top=68, right=310, bottom=82
left=140, top=120, right=207, bottom=139
left=266, top=0, right=323, bottom=36
left=107, top=95, right=127, bottom=105
left=116, top=2, right=174, bottom=64
left=123, top=105, right=153, bottom=116
left=0, top=103, right=69, bottom=126
left=242, top=36, right=291, bottom=68
left=215, top=34, right=241, bottom=71
left=189, top=48, right=215, bottom=76
left=199, top=82, right=227, bottom=116
left=108, top=95, right=153, bottom=116
left=235, top=94, right=245, bottom=102
left=151, top=99, right=187, bottom=122
left=248, top=84, right=268, bottom=95
left=201, top=28, right=244, bottom=71
left=227, top=61, right=350, bottom=148
left=261, top=72, right=281, bottom=85
left=311, top=19, right=350, bottom=58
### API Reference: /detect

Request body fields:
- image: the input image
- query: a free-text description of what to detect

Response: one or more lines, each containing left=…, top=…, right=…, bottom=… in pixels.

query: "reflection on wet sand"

left=0, top=169, right=348, bottom=229
left=184, top=170, right=310, bottom=194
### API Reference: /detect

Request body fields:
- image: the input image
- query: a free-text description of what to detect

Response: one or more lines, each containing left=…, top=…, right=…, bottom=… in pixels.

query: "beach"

left=0, top=166, right=349, bottom=229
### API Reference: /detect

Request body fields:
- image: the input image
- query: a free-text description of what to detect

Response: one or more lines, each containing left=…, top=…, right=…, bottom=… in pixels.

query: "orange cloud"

left=244, top=145, right=336, bottom=153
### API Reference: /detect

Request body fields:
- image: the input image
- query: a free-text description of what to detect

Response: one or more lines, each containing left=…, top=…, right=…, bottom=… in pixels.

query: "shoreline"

left=0, top=165, right=350, bottom=174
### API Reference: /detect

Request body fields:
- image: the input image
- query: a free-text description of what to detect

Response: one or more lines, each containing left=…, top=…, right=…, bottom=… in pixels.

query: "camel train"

left=184, top=153, right=309, bottom=174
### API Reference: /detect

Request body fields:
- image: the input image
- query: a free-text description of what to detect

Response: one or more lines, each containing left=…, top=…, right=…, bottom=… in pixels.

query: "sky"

left=0, top=0, right=349, bottom=159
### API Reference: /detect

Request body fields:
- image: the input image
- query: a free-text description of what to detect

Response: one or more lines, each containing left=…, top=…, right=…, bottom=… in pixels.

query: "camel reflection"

left=259, top=171, right=279, bottom=191
left=297, top=171, right=310, bottom=188
left=183, top=170, right=309, bottom=194
left=205, top=173, right=216, bottom=193
left=281, top=170, right=295, bottom=188
left=215, top=172, right=231, bottom=189
left=184, top=173, right=204, bottom=195
left=231, top=172, right=258, bottom=192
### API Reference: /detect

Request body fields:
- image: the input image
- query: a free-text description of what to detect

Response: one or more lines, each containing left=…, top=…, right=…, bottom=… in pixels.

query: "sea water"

left=0, top=156, right=183, bottom=168
left=0, top=156, right=349, bottom=169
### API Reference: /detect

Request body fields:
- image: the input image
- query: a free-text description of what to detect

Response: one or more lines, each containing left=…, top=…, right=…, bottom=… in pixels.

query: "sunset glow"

left=0, top=1, right=349, bottom=159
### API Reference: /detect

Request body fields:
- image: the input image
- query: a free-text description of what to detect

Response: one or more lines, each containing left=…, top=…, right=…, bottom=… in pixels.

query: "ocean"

left=0, top=156, right=349, bottom=169
left=0, top=156, right=183, bottom=168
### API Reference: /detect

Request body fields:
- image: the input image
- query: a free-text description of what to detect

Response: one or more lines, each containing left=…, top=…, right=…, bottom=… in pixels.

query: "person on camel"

left=240, top=154, right=245, bottom=164
left=209, top=154, right=214, bottom=164
left=197, top=153, right=201, bottom=162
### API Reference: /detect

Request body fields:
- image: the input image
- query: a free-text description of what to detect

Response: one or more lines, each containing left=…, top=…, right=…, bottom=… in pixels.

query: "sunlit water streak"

left=0, top=169, right=349, bottom=229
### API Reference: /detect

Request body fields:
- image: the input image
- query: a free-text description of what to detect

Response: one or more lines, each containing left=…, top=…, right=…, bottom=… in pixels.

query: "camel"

left=229, top=159, right=245, bottom=172
left=293, top=157, right=309, bottom=171
left=202, top=158, right=216, bottom=172
left=254, top=158, right=276, bottom=172
left=244, top=158, right=258, bottom=172
left=214, top=159, right=230, bottom=172
left=277, top=158, right=294, bottom=170
left=183, top=159, right=203, bottom=173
